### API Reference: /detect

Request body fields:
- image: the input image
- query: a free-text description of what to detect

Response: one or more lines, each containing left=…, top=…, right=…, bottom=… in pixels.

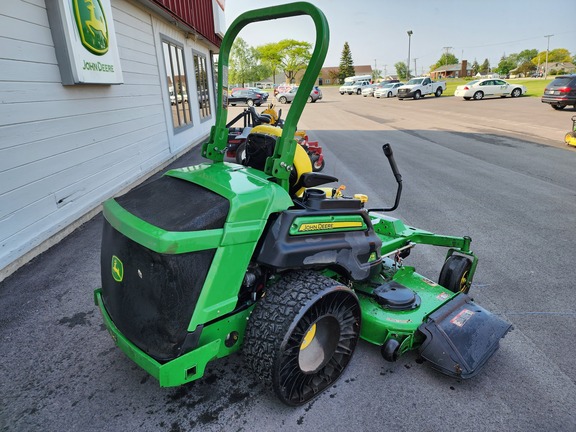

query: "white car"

left=361, top=84, right=379, bottom=97
left=454, top=79, right=527, bottom=100
left=374, top=82, right=404, bottom=98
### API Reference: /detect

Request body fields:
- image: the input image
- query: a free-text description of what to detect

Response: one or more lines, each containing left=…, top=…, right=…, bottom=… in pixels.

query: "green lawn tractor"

left=94, top=2, right=511, bottom=406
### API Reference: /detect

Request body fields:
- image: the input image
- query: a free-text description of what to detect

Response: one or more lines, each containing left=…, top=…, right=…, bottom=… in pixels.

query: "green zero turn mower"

left=94, top=2, right=511, bottom=406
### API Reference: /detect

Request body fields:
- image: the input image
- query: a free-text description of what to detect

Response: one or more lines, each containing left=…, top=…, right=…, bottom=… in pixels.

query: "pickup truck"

left=339, top=79, right=371, bottom=95
left=397, top=77, right=446, bottom=100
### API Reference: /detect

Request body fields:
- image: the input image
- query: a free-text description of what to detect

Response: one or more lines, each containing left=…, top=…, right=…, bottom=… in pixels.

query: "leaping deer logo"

left=84, top=0, right=108, bottom=44
left=111, top=256, right=123, bottom=282
left=73, top=0, right=109, bottom=55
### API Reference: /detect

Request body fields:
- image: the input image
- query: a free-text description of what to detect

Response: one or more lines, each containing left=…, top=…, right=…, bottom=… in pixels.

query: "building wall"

left=0, top=0, right=217, bottom=276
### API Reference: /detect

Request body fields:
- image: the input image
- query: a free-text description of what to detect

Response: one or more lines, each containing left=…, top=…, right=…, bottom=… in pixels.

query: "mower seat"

left=248, top=106, right=272, bottom=125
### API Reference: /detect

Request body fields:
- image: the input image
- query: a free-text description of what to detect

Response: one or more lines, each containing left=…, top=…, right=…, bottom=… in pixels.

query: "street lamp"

left=407, top=30, right=413, bottom=79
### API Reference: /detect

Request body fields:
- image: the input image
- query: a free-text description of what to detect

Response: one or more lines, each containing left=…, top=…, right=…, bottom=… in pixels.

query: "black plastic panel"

left=256, top=209, right=382, bottom=281
left=115, top=175, right=229, bottom=232
left=100, top=221, right=216, bottom=362
left=418, top=293, right=512, bottom=379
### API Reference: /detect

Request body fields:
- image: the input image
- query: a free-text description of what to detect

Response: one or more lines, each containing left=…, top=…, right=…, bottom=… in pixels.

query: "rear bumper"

left=95, top=289, right=250, bottom=387
left=541, top=96, right=576, bottom=106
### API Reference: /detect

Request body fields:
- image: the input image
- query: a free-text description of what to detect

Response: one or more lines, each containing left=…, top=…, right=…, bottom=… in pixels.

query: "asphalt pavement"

left=1, top=87, right=575, bottom=432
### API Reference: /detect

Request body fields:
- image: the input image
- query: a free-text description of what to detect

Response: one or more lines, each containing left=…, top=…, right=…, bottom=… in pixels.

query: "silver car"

left=374, top=82, right=404, bottom=98
left=276, top=86, right=323, bottom=103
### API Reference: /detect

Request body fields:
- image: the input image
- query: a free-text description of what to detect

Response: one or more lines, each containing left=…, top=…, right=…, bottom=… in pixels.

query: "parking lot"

left=1, top=86, right=576, bottom=432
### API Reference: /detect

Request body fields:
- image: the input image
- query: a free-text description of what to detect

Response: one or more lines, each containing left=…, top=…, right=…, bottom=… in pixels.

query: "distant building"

left=430, top=60, right=471, bottom=79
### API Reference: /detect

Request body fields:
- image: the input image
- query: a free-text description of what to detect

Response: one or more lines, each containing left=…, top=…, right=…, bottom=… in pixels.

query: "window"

left=162, top=39, right=192, bottom=129
left=194, top=52, right=212, bottom=120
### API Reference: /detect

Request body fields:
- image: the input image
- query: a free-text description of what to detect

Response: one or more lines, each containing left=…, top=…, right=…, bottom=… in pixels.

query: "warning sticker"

left=436, top=292, right=450, bottom=301
left=421, top=277, right=438, bottom=287
left=450, top=309, right=475, bottom=327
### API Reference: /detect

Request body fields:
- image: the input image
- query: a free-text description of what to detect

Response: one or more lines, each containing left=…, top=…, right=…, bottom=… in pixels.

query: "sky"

left=223, top=0, right=576, bottom=75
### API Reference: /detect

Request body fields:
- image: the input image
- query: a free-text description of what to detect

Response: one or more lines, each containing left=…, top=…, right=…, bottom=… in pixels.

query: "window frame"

left=161, top=35, right=193, bottom=132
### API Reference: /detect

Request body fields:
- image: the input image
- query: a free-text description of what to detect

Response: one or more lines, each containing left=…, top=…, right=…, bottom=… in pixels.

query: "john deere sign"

left=46, top=0, right=123, bottom=84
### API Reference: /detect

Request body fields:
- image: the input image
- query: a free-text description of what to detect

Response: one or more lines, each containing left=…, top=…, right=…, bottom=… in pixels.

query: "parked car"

left=228, top=88, right=268, bottom=107
left=541, top=74, right=576, bottom=110
left=374, top=82, right=404, bottom=98
left=339, top=79, right=371, bottom=95
left=454, top=79, right=526, bottom=100
left=274, top=84, right=295, bottom=96
left=276, top=86, right=323, bottom=103
left=361, top=84, right=379, bottom=97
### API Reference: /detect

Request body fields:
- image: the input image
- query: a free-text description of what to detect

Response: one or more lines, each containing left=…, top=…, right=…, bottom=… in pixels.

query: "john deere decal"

left=73, top=0, right=109, bottom=55
left=111, top=255, right=123, bottom=282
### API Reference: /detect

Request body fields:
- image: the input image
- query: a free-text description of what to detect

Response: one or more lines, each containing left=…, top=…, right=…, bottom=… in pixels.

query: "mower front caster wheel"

left=243, top=271, right=361, bottom=406
left=438, top=255, right=472, bottom=294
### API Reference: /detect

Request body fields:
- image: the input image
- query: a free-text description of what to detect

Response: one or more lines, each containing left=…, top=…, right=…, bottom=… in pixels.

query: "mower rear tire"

left=235, top=142, right=247, bottom=164
left=243, top=271, right=361, bottom=406
left=438, top=255, right=473, bottom=294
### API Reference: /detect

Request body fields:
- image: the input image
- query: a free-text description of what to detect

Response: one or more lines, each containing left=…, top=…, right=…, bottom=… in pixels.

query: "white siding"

left=0, top=0, right=216, bottom=274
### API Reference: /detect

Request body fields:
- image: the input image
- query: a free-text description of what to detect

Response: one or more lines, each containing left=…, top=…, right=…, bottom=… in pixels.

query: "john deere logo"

left=73, top=0, right=109, bottom=55
left=111, top=255, right=123, bottom=282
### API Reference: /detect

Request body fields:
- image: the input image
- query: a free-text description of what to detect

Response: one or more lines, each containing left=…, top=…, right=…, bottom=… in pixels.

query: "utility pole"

left=407, top=30, right=413, bottom=79
left=442, top=46, right=453, bottom=66
left=383, top=64, right=387, bottom=79
left=544, top=34, right=553, bottom=79
left=413, top=58, right=418, bottom=77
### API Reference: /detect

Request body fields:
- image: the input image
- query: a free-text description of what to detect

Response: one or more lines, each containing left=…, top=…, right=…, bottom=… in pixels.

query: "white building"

left=0, top=0, right=225, bottom=280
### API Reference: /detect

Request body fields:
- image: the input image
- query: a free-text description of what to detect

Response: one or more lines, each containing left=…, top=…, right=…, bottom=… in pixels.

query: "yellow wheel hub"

left=300, top=323, right=317, bottom=350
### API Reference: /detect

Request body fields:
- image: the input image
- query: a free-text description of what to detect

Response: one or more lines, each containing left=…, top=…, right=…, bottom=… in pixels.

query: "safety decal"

left=450, top=309, right=474, bottom=327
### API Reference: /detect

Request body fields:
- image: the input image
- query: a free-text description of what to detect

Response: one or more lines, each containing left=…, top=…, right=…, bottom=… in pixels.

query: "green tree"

left=395, top=61, right=409, bottom=80
left=516, top=49, right=538, bottom=65
left=532, top=48, right=573, bottom=66
left=471, top=59, right=480, bottom=75
left=338, top=42, right=355, bottom=83
left=229, top=38, right=256, bottom=86
left=496, top=54, right=517, bottom=76
left=479, top=58, right=490, bottom=74
left=254, top=42, right=282, bottom=84
left=256, top=39, right=312, bottom=84
left=372, top=69, right=382, bottom=81
left=517, top=60, right=536, bottom=75
left=432, top=53, right=459, bottom=71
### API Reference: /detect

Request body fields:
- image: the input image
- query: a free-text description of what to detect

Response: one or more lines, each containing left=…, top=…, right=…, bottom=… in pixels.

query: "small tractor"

left=95, top=2, right=511, bottom=406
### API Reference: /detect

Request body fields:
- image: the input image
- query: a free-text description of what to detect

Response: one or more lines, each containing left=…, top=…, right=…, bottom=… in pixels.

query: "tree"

left=372, top=69, right=382, bottom=81
left=229, top=38, right=257, bottom=86
left=531, top=48, right=573, bottom=66
left=338, top=42, right=355, bottom=83
left=517, top=61, right=536, bottom=76
left=516, top=49, right=538, bottom=65
left=256, top=39, right=312, bottom=84
left=479, top=58, right=490, bottom=74
left=432, top=53, right=459, bottom=71
left=254, top=42, right=282, bottom=84
left=395, top=62, right=409, bottom=80
left=471, top=59, right=480, bottom=75
left=495, top=54, right=517, bottom=76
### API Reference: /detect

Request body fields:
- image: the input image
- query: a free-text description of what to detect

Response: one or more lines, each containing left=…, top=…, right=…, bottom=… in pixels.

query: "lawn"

left=441, top=77, right=553, bottom=97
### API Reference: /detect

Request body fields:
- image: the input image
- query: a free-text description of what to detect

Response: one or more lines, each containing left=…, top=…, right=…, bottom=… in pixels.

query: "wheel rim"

left=388, top=92, right=392, bottom=98
left=474, top=92, right=483, bottom=100
left=298, top=317, right=340, bottom=373
left=280, top=97, right=286, bottom=103
left=247, top=99, right=254, bottom=106
left=277, top=291, right=359, bottom=405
